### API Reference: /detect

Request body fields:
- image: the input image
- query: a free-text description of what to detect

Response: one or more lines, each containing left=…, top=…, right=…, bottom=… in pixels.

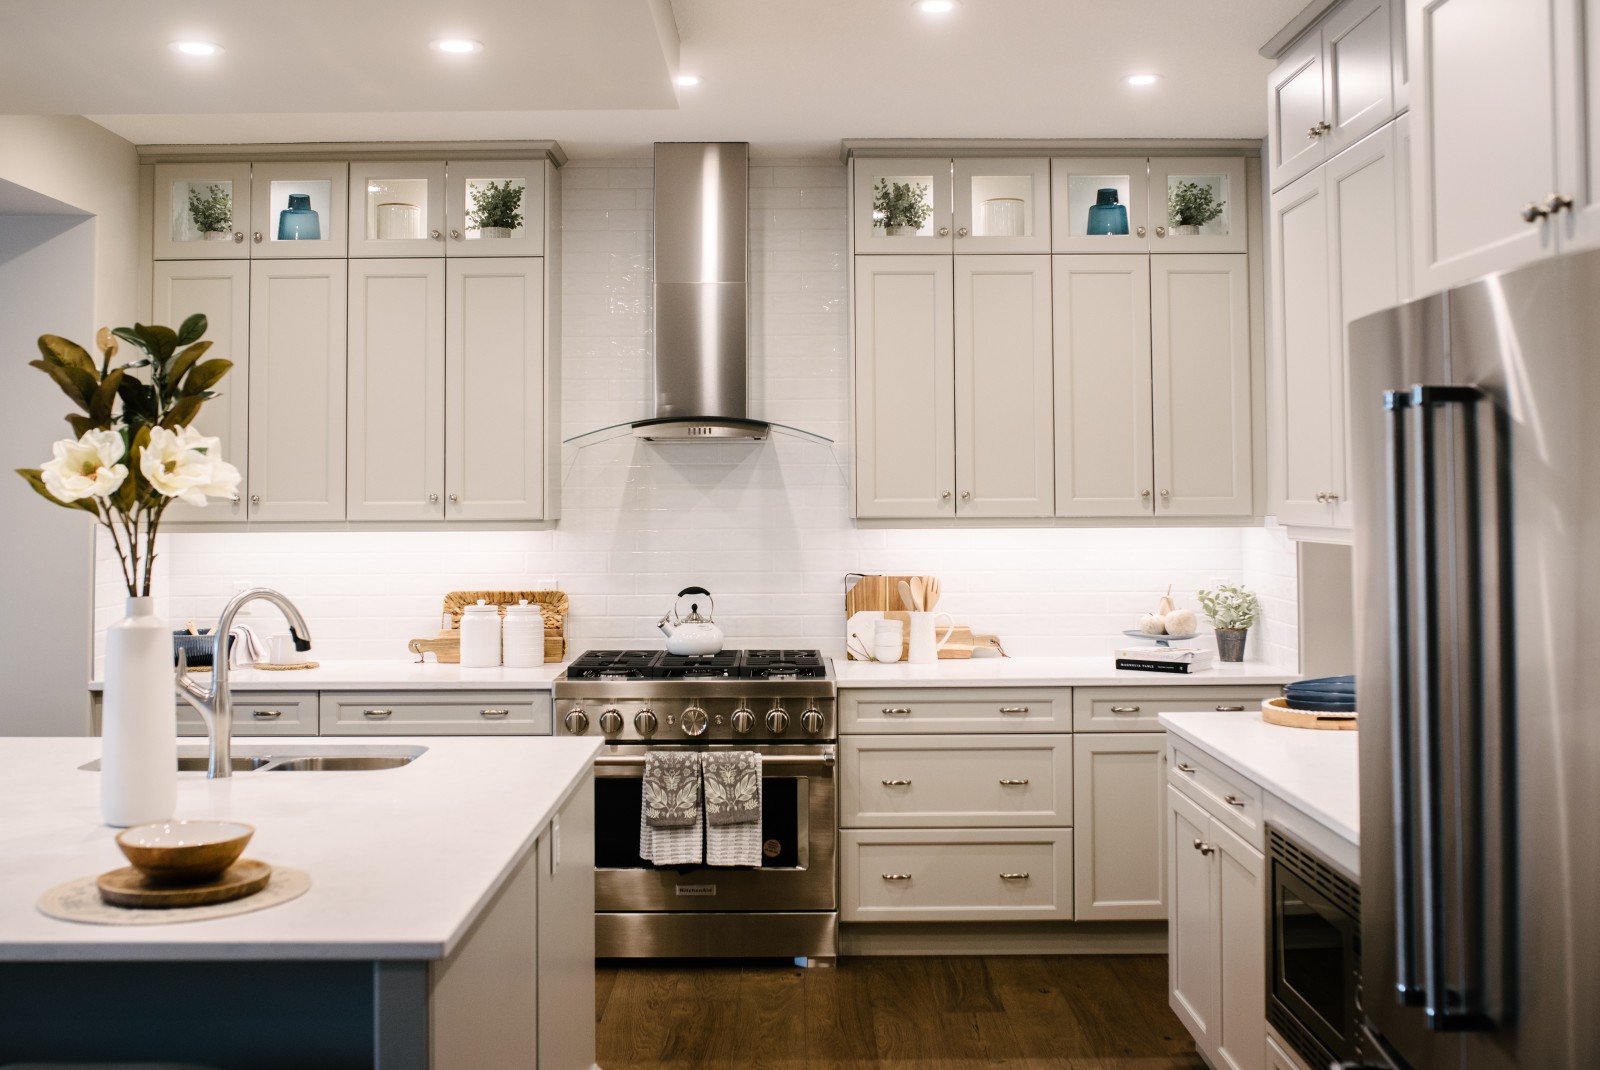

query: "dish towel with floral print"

left=702, top=751, right=763, bottom=867
left=639, top=750, right=703, bottom=865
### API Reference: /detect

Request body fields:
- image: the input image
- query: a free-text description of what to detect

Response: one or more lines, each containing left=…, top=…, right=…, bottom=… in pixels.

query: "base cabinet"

left=1073, top=733, right=1166, bottom=920
left=537, top=781, right=596, bottom=1070
left=840, top=827, right=1074, bottom=922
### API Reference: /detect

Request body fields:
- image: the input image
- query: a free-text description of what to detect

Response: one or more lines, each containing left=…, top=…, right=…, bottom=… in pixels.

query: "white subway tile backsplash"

left=94, top=160, right=1299, bottom=671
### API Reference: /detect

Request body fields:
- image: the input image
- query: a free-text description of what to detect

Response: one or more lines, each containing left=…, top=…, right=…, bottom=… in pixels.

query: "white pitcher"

left=906, top=611, right=955, bottom=664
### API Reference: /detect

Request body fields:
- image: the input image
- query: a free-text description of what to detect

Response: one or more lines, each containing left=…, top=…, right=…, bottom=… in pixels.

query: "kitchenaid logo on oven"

left=676, top=883, right=717, bottom=897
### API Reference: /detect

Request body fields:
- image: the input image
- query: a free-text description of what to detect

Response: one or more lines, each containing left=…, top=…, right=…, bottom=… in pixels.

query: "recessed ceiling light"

left=917, top=0, right=958, bottom=12
left=430, top=39, right=484, bottom=54
left=1125, top=74, right=1161, bottom=86
left=169, top=41, right=223, bottom=57
left=675, top=75, right=701, bottom=87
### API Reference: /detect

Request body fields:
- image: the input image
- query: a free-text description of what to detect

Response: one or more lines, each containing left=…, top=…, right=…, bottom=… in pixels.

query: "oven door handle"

left=594, top=748, right=836, bottom=770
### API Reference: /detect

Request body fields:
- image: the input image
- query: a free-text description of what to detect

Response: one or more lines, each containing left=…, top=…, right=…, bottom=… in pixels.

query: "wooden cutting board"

left=847, top=575, right=987, bottom=659
left=97, top=859, right=273, bottom=909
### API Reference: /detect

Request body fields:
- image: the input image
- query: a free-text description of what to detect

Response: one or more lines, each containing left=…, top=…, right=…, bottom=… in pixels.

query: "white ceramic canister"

left=459, top=600, right=503, bottom=667
left=100, top=597, right=177, bottom=827
left=502, top=600, right=544, bottom=668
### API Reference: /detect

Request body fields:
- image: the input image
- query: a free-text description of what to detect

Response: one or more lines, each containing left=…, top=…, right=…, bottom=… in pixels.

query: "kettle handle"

left=677, top=586, right=712, bottom=598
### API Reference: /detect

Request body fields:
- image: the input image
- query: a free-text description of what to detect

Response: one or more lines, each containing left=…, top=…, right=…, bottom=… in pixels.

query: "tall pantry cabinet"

left=141, top=143, right=563, bottom=528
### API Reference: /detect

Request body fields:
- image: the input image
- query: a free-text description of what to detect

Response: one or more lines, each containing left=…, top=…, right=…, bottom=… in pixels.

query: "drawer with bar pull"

left=840, top=688, right=1070, bottom=734
left=841, top=827, right=1073, bottom=921
left=1072, top=686, right=1283, bottom=733
left=175, top=691, right=317, bottom=737
left=1167, top=738, right=1262, bottom=847
left=319, top=691, right=552, bottom=736
left=842, top=735, right=1072, bottom=827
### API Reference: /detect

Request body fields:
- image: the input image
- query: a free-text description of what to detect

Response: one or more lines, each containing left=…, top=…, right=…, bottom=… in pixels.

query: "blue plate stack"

left=1281, top=675, right=1356, bottom=713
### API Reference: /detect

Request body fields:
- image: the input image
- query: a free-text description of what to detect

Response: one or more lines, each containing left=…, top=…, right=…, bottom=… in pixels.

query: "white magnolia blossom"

left=40, top=429, right=128, bottom=503
left=139, top=425, right=242, bottom=507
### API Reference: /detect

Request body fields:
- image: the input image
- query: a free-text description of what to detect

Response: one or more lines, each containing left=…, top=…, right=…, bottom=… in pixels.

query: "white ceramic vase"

left=100, top=597, right=177, bottom=827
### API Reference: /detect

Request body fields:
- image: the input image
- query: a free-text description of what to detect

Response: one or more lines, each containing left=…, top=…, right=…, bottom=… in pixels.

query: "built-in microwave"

left=1268, top=825, right=1362, bottom=1069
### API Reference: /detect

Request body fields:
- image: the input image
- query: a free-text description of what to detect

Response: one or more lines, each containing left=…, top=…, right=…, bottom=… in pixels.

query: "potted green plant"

left=467, top=179, right=525, bottom=239
left=1196, top=583, right=1260, bottom=662
left=873, top=179, right=932, bottom=236
left=187, top=184, right=233, bottom=241
left=1167, top=180, right=1225, bottom=236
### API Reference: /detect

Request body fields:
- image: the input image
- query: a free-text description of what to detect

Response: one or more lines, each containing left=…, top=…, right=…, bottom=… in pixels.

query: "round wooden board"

left=96, top=858, right=272, bottom=909
left=1261, top=697, right=1358, bottom=730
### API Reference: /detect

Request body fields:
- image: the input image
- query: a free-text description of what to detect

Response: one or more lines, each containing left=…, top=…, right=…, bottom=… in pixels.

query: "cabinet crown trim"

left=139, top=140, right=567, bottom=166
left=840, top=138, right=1264, bottom=164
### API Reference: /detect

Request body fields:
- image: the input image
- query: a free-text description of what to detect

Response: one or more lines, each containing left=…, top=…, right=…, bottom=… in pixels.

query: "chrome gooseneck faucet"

left=176, top=587, right=312, bottom=779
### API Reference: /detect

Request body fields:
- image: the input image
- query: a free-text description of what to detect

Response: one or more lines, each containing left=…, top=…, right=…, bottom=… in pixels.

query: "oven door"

left=592, top=743, right=837, bottom=912
left=1270, top=858, right=1360, bottom=1066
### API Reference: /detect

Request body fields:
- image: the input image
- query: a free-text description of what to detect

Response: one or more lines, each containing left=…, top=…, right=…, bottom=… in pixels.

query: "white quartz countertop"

left=1158, top=710, right=1359, bottom=848
left=90, top=660, right=568, bottom=692
left=834, top=657, right=1299, bottom=688
left=0, top=735, right=600, bottom=962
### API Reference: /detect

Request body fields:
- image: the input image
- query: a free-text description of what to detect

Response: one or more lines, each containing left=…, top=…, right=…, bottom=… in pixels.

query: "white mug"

left=268, top=632, right=298, bottom=665
left=873, top=619, right=905, bottom=664
left=847, top=610, right=885, bottom=661
left=906, top=611, right=955, bottom=664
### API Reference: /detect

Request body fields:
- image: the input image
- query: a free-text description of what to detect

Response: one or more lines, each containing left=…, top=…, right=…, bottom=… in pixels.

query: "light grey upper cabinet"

left=852, top=157, right=955, bottom=254
left=154, top=162, right=348, bottom=259
left=442, top=159, right=548, bottom=257
left=153, top=163, right=252, bottom=258
left=1268, top=0, right=1394, bottom=191
left=246, top=162, right=349, bottom=259
left=348, top=161, right=448, bottom=258
left=951, top=158, right=1052, bottom=254
left=1054, top=157, right=1248, bottom=253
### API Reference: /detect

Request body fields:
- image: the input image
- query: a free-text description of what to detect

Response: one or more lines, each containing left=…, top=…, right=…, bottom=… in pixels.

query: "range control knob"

left=731, top=707, right=755, bottom=734
left=597, top=707, right=623, bottom=736
left=563, top=708, right=589, bottom=735
left=634, top=708, right=659, bottom=736
left=681, top=705, right=709, bottom=737
left=766, top=707, right=790, bottom=735
left=800, top=707, right=825, bottom=735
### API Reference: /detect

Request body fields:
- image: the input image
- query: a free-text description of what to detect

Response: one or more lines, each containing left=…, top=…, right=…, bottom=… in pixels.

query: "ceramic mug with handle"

left=906, top=611, right=955, bottom=664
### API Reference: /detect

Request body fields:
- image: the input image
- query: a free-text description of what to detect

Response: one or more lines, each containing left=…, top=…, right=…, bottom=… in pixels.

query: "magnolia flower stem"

left=97, top=507, right=136, bottom=597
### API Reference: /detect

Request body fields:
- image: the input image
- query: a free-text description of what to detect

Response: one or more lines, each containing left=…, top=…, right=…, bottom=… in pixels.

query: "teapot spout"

left=657, top=615, right=675, bottom=639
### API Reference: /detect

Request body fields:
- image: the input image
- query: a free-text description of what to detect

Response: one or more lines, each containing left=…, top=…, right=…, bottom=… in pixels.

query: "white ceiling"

left=1, top=0, right=1304, bottom=158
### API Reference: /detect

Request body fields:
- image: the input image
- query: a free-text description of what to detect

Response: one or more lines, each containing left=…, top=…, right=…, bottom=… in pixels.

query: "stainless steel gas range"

left=554, top=649, right=838, bottom=964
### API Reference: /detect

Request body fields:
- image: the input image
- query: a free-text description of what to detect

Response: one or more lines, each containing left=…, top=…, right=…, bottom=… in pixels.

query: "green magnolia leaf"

left=166, top=340, right=213, bottom=386
left=88, top=368, right=124, bottom=426
left=66, top=413, right=97, bottom=438
left=162, top=395, right=203, bottom=430
left=113, top=358, right=153, bottom=371
left=28, top=358, right=95, bottom=411
left=15, top=468, right=100, bottom=514
left=110, top=326, right=154, bottom=357
left=175, top=313, right=208, bottom=347
left=139, top=323, right=179, bottom=361
left=37, top=335, right=99, bottom=378
left=117, top=377, right=159, bottom=429
left=181, top=357, right=232, bottom=397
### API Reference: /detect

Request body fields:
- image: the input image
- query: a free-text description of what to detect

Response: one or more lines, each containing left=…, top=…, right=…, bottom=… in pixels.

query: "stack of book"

left=1114, top=646, right=1215, bottom=674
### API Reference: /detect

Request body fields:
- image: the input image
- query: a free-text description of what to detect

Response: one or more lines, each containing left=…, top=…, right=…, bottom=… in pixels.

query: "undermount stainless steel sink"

left=80, top=745, right=427, bottom=774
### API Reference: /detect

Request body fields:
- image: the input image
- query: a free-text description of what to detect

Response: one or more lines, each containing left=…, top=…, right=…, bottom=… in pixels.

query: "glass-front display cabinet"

left=153, top=163, right=251, bottom=258
left=953, top=157, right=1050, bottom=253
left=1052, top=157, right=1152, bottom=253
left=247, top=162, right=348, bottom=258
left=1149, top=157, right=1248, bottom=253
left=348, top=161, right=446, bottom=256
left=852, top=157, right=953, bottom=253
left=443, top=160, right=547, bottom=256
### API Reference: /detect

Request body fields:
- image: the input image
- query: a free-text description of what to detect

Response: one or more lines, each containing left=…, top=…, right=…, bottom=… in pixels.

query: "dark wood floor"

left=596, top=954, right=1205, bottom=1069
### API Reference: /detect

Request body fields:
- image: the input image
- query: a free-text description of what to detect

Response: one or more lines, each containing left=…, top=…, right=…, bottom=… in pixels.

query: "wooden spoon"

left=910, top=576, right=927, bottom=612
left=898, top=579, right=917, bottom=612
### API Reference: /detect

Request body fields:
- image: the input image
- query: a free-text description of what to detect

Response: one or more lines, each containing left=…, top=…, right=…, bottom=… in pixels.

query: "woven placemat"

left=37, top=866, right=310, bottom=926
left=250, top=661, right=320, bottom=671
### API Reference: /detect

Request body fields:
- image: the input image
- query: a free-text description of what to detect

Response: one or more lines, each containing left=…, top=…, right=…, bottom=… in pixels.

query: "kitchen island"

left=0, top=735, right=601, bottom=1070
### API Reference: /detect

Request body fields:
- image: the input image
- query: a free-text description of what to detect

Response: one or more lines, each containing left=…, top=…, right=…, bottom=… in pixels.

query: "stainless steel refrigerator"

left=1348, top=248, right=1600, bottom=1070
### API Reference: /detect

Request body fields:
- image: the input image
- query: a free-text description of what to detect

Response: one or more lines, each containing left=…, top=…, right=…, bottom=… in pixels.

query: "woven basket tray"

left=430, top=590, right=568, bottom=664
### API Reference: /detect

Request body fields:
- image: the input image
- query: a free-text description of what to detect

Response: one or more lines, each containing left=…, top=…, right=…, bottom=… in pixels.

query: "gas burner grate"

left=655, top=650, right=741, bottom=679
left=565, top=649, right=661, bottom=680
left=740, top=649, right=827, bottom=678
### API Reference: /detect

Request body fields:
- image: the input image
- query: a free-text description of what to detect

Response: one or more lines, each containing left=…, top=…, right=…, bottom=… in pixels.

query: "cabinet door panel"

left=1326, top=122, right=1402, bottom=528
left=1214, top=820, right=1266, bottom=1070
left=853, top=158, right=953, bottom=254
left=854, top=256, right=956, bottom=518
left=248, top=161, right=348, bottom=259
left=349, top=161, right=447, bottom=257
left=954, top=255, right=1053, bottom=517
left=1168, top=785, right=1220, bottom=1055
left=347, top=259, right=445, bottom=521
left=842, top=735, right=1072, bottom=828
left=1411, top=0, right=1557, bottom=292
left=445, top=258, right=545, bottom=521
left=151, top=261, right=249, bottom=523
left=1269, top=37, right=1326, bottom=191
left=247, top=260, right=346, bottom=521
left=538, top=781, right=596, bottom=1070
left=1150, top=158, right=1249, bottom=253
left=1074, top=733, right=1167, bottom=920
left=445, top=158, right=547, bottom=257
left=1152, top=255, right=1252, bottom=516
left=1052, top=254, right=1153, bottom=517
left=1052, top=157, right=1151, bottom=253
left=1323, top=0, right=1394, bottom=157
left=841, top=827, right=1073, bottom=922
left=1555, top=0, right=1600, bottom=252
left=1269, top=170, right=1336, bottom=528
left=953, top=157, right=1051, bottom=254
left=153, top=163, right=250, bottom=258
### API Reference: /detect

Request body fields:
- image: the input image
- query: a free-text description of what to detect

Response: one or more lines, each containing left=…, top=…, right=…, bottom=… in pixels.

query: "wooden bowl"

left=115, top=820, right=255, bottom=884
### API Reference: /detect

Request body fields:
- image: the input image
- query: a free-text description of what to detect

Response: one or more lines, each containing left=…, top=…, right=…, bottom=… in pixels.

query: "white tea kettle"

left=658, top=586, right=725, bottom=655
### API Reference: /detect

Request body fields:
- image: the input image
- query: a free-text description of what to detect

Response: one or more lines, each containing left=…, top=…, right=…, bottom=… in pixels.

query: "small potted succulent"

left=467, top=179, right=525, bottom=238
left=873, top=178, right=932, bottom=236
left=1167, top=180, right=1225, bottom=236
left=1196, top=583, right=1260, bottom=663
left=187, top=184, right=233, bottom=241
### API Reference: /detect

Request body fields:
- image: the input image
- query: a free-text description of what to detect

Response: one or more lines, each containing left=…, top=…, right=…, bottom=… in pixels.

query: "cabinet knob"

left=1141, top=489, right=1151, bottom=500
left=430, top=228, right=442, bottom=240
left=937, top=226, right=950, bottom=237
left=1160, top=488, right=1170, bottom=501
left=1325, top=491, right=1340, bottom=503
left=450, top=229, right=462, bottom=241
left=941, top=490, right=952, bottom=500
left=233, top=231, right=245, bottom=243
left=229, top=495, right=240, bottom=504
left=956, top=227, right=969, bottom=238
left=253, top=232, right=263, bottom=243
left=428, top=493, right=439, bottom=503
left=1136, top=225, right=1147, bottom=238
left=1155, top=226, right=1167, bottom=238
left=249, top=494, right=261, bottom=505
left=1193, top=839, right=1216, bottom=856
left=960, top=490, right=971, bottom=500
left=448, top=493, right=459, bottom=503
left=1521, top=201, right=1551, bottom=223
left=1545, top=192, right=1575, bottom=215
left=1316, top=491, right=1328, bottom=503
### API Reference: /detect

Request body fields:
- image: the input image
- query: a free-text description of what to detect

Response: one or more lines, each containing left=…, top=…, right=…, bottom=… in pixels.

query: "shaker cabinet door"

left=247, top=260, right=347, bottom=522
left=853, top=255, right=956, bottom=518
left=1052, top=254, right=1154, bottom=517
left=153, top=163, right=251, bottom=258
left=1213, top=821, right=1266, bottom=1070
left=1321, top=0, right=1394, bottom=158
left=444, top=158, right=547, bottom=257
left=1168, top=785, right=1220, bottom=1057
left=247, top=161, right=348, bottom=259
left=347, top=259, right=445, bottom=522
left=1074, top=733, right=1167, bottom=921
left=952, top=157, right=1051, bottom=254
left=1052, top=157, right=1151, bottom=253
left=445, top=257, right=546, bottom=521
left=1268, top=34, right=1326, bottom=191
left=348, top=161, right=447, bottom=257
left=954, top=255, right=1054, bottom=517
left=853, top=158, right=953, bottom=254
